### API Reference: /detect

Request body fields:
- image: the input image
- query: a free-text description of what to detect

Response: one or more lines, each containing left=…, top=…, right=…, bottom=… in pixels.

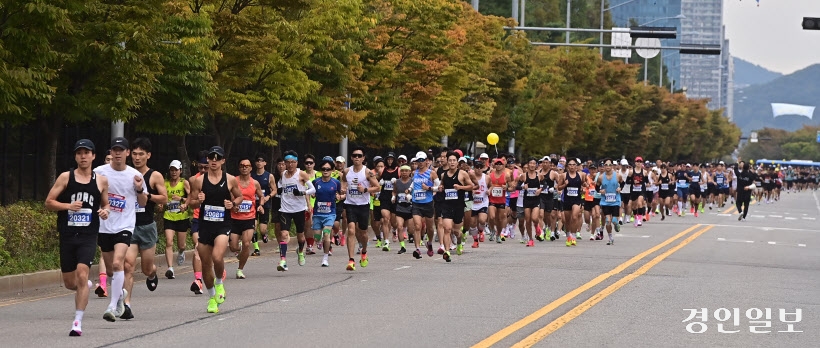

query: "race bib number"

left=632, top=184, right=643, bottom=192
left=526, top=188, right=538, bottom=197
left=413, top=189, right=427, bottom=201
left=764, top=179, right=770, bottom=183
left=473, top=195, right=484, bottom=204
left=68, top=208, right=92, bottom=227
left=567, top=187, right=579, bottom=197
left=491, top=187, right=503, bottom=197
left=678, top=180, right=686, bottom=186
left=238, top=200, right=253, bottom=213
left=700, top=184, right=708, bottom=191
left=109, top=194, right=126, bottom=213
left=588, top=189, right=596, bottom=197
left=383, top=181, right=393, bottom=190
left=716, top=178, right=724, bottom=184
left=135, top=201, right=145, bottom=213
left=692, top=176, right=700, bottom=183
left=203, top=205, right=225, bottom=222
left=661, top=183, right=669, bottom=190
left=168, top=200, right=181, bottom=213
left=605, top=193, right=617, bottom=202
left=316, top=201, right=332, bottom=214
left=284, top=184, right=298, bottom=195
left=348, top=187, right=362, bottom=196
left=755, top=181, right=762, bottom=186
left=398, top=193, right=410, bottom=203
left=445, top=189, right=458, bottom=200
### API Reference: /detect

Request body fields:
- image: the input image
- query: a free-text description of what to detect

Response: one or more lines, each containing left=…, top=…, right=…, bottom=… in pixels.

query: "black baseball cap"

left=110, top=137, right=129, bottom=150
left=74, top=139, right=95, bottom=152
left=386, top=152, right=396, bottom=159
left=208, top=146, right=225, bottom=157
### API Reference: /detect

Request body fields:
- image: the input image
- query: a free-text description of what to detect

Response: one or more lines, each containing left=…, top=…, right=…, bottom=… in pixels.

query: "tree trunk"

left=175, top=134, right=191, bottom=178
left=39, top=114, right=63, bottom=191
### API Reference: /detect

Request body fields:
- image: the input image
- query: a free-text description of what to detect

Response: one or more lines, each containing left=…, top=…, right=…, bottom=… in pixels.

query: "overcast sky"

left=724, top=0, right=820, bottom=74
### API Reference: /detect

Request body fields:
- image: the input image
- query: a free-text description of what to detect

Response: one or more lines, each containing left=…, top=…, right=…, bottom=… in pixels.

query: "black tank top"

left=541, top=169, right=555, bottom=197
left=434, top=166, right=447, bottom=202
left=564, top=172, right=582, bottom=200
left=524, top=172, right=540, bottom=200
left=136, top=169, right=159, bottom=226
left=442, top=168, right=465, bottom=204
left=380, top=167, right=398, bottom=198
left=57, top=170, right=101, bottom=236
left=659, top=173, right=672, bottom=191
left=200, top=171, right=232, bottom=231
left=631, top=169, right=646, bottom=192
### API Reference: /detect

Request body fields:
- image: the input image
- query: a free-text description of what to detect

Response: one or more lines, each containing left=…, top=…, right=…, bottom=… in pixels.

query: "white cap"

left=411, top=157, right=417, bottom=163
left=479, top=153, right=489, bottom=159
left=620, top=159, right=628, bottom=166
left=398, top=155, right=407, bottom=161
left=415, top=151, right=427, bottom=161
left=169, top=160, right=182, bottom=169
left=541, top=156, right=549, bottom=161
left=335, top=156, right=346, bottom=163
left=458, top=156, right=467, bottom=163
left=719, top=161, right=725, bottom=165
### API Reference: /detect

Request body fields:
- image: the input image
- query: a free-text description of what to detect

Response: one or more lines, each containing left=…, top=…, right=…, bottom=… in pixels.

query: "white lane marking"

left=814, top=191, right=820, bottom=215
left=718, top=214, right=732, bottom=217
left=769, top=215, right=783, bottom=218
left=768, top=241, right=776, bottom=245
left=799, top=244, right=807, bottom=247
left=218, top=316, right=234, bottom=321
left=750, top=215, right=765, bottom=218
left=617, top=234, right=651, bottom=238
left=394, top=266, right=411, bottom=270
left=785, top=217, right=797, bottom=220
left=716, top=238, right=755, bottom=243
left=803, top=217, right=816, bottom=220
left=701, top=224, right=818, bottom=233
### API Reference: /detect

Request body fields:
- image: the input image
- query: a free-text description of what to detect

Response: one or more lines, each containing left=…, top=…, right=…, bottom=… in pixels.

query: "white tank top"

left=94, top=164, right=147, bottom=234
left=344, top=166, right=371, bottom=206
left=279, top=168, right=307, bottom=213
left=473, top=173, right=489, bottom=209
left=620, top=170, right=631, bottom=193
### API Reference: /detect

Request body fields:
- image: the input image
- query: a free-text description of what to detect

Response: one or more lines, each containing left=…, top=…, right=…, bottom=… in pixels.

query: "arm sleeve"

left=304, top=179, right=316, bottom=196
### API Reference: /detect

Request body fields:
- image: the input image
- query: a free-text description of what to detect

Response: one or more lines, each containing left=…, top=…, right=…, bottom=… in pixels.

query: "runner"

left=162, top=160, right=190, bottom=280
left=556, top=158, right=585, bottom=246
left=312, top=158, right=343, bottom=266
left=188, top=152, right=209, bottom=294
left=583, top=163, right=601, bottom=240
left=735, top=160, right=758, bottom=221
left=121, top=138, right=168, bottom=320
left=596, top=158, right=621, bottom=245
left=188, top=146, right=244, bottom=313
left=303, top=154, right=318, bottom=255
left=229, top=157, right=266, bottom=279
left=46, top=139, right=110, bottom=336
left=277, top=150, right=315, bottom=271
left=656, top=164, right=674, bottom=221
left=516, top=157, right=542, bottom=246
left=250, top=153, right=277, bottom=257
left=470, top=159, right=489, bottom=247
left=487, top=158, right=513, bottom=243
left=438, top=153, right=474, bottom=261
left=392, top=164, right=414, bottom=253
left=675, top=163, right=691, bottom=217
left=378, top=153, right=399, bottom=250
left=93, top=137, right=148, bottom=322
left=628, top=157, right=648, bottom=227
left=341, top=147, right=381, bottom=270
left=93, top=152, right=114, bottom=298
left=410, top=151, right=440, bottom=258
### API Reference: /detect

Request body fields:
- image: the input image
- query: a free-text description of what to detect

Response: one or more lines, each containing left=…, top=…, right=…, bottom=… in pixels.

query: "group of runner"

left=50, top=138, right=816, bottom=336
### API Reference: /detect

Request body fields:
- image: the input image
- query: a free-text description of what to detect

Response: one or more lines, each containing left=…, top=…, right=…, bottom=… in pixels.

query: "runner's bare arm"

left=45, top=172, right=71, bottom=211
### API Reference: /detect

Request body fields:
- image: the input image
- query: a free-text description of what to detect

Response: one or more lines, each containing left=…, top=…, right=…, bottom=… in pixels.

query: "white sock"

left=322, top=254, right=329, bottom=262
left=74, top=310, right=84, bottom=323
left=108, top=271, right=124, bottom=310
left=168, top=267, right=174, bottom=273
left=207, top=287, right=216, bottom=297
left=215, top=278, right=223, bottom=285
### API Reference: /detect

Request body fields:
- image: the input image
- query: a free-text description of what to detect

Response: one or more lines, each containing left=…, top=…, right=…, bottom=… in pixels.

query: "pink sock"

left=99, top=273, right=107, bottom=290
left=194, top=272, right=202, bottom=280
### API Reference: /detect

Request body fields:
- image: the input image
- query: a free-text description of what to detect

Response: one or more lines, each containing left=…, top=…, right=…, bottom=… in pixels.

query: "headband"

left=400, top=165, right=411, bottom=171
left=284, top=155, right=298, bottom=161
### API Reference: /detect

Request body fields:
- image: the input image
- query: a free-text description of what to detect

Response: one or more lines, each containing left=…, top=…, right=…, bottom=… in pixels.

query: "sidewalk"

left=0, top=238, right=299, bottom=296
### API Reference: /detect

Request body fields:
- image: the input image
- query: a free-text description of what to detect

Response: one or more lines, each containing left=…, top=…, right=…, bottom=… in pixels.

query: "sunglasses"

left=321, top=167, right=333, bottom=171
left=208, top=154, right=223, bottom=161
left=239, top=164, right=251, bottom=168
left=256, top=158, right=265, bottom=162
left=305, top=161, right=314, bottom=165
left=351, top=154, right=364, bottom=158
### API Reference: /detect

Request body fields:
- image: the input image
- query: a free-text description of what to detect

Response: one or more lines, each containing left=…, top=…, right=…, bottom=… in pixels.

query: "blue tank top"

left=599, top=172, right=621, bottom=207
left=412, top=168, right=433, bottom=204
left=251, top=170, right=271, bottom=207
left=715, top=172, right=726, bottom=188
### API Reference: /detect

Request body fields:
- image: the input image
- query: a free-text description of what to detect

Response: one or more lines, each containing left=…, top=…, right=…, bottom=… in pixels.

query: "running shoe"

left=571, top=238, right=577, bottom=246
left=165, top=269, right=175, bottom=279
left=694, top=211, right=698, bottom=218
left=236, top=269, right=245, bottom=279
left=177, top=252, right=185, bottom=266
left=427, top=242, right=435, bottom=257
left=527, top=240, right=534, bottom=247
left=346, top=260, right=356, bottom=271
left=398, top=246, right=407, bottom=254
left=443, top=251, right=451, bottom=262
left=215, top=284, right=226, bottom=304
left=120, top=305, right=134, bottom=320
left=115, top=289, right=127, bottom=317
left=95, top=284, right=107, bottom=298
left=69, top=321, right=82, bottom=337
left=207, top=297, right=219, bottom=313
left=322, top=259, right=329, bottom=267
left=298, top=252, right=306, bottom=266
left=437, top=246, right=445, bottom=255
left=262, top=234, right=269, bottom=243
left=382, top=241, right=390, bottom=252
left=614, top=222, right=621, bottom=233
left=413, top=249, right=422, bottom=259
left=277, top=259, right=288, bottom=272
left=307, top=247, right=316, bottom=255
left=566, top=238, right=572, bottom=247
left=472, top=241, right=479, bottom=248
left=252, top=249, right=261, bottom=256
left=146, top=272, right=158, bottom=291
left=360, top=254, right=369, bottom=268
left=457, top=244, right=464, bottom=255
left=103, top=308, right=117, bottom=322
left=607, top=240, right=614, bottom=245
left=375, top=240, right=382, bottom=249
left=191, top=279, right=203, bottom=294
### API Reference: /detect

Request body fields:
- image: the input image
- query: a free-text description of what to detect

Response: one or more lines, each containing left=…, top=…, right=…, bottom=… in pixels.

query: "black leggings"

left=736, top=193, right=751, bottom=218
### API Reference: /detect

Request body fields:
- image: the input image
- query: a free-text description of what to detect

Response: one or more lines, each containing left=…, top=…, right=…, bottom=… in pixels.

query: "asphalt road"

left=2, top=190, right=818, bottom=348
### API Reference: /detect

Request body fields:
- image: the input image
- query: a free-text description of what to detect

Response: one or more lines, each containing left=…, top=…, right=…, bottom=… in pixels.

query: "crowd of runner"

left=47, top=138, right=819, bottom=336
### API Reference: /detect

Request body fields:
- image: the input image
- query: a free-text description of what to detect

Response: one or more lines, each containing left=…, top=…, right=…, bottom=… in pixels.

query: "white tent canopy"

left=771, top=103, right=815, bottom=119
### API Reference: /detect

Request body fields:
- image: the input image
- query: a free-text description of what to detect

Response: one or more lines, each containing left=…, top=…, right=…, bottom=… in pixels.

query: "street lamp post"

left=639, top=15, right=684, bottom=85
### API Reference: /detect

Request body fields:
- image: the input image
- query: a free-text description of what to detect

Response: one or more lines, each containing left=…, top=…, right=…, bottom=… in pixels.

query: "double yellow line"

left=472, top=224, right=713, bottom=348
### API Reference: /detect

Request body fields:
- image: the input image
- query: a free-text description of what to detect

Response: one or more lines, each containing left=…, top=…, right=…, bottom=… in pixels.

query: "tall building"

left=609, top=0, right=733, bottom=120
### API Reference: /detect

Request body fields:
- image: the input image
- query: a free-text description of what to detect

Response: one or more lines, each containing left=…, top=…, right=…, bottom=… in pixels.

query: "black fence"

left=0, top=121, right=435, bottom=205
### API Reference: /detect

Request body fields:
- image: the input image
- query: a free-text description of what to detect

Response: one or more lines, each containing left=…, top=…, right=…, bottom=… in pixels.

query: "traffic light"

left=802, top=17, right=820, bottom=30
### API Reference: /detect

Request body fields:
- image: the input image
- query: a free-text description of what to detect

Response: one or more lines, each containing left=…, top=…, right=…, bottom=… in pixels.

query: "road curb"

left=0, top=238, right=298, bottom=296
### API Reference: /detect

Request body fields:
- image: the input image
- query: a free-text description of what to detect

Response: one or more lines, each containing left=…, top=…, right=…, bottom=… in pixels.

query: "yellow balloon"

left=487, top=133, right=499, bottom=146
left=749, top=160, right=754, bottom=164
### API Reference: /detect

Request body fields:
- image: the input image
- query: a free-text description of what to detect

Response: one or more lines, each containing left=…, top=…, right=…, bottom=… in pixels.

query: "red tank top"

left=488, top=171, right=507, bottom=204
left=231, top=177, right=257, bottom=221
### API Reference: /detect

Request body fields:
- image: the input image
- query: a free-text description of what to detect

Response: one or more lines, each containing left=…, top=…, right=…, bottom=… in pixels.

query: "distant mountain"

left=733, top=64, right=820, bottom=134
left=732, top=57, right=783, bottom=89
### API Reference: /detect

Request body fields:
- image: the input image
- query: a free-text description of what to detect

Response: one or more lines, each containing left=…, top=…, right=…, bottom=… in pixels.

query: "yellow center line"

left=511, top=225, right=714, bottom=348
left=720, top=205, right=736, bottom=214
left=471, top=224, right=702, bottom=348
